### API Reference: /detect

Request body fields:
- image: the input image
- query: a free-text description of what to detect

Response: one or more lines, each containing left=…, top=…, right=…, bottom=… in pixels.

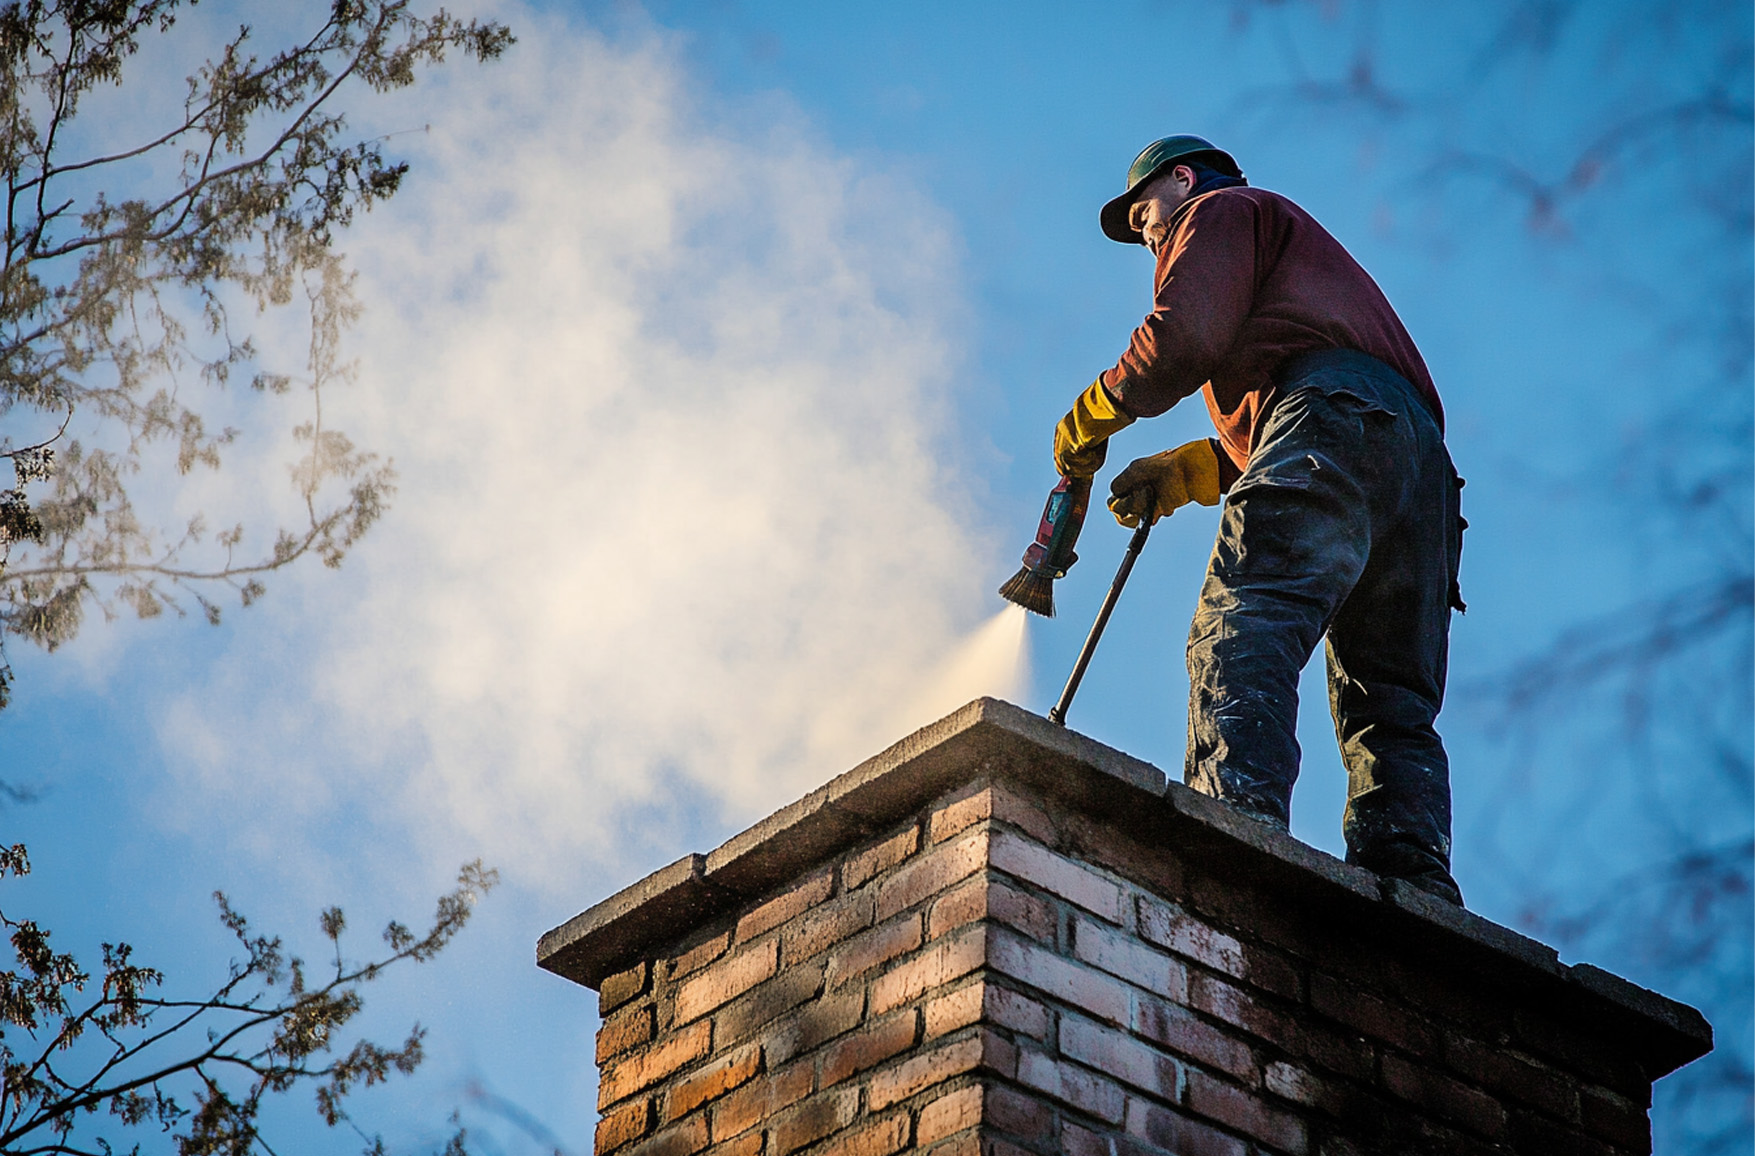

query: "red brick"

left=599, top=1004, right=656, bottom=1063
left=1124, top=1098, right=1248, bottom=1156
left=821, top=1009, right=920, bottom=1087
left=845, top=825, right=921, bottom=889
left=1381, top=1053, right=1506, bottom=1140
left=675, top=940, right=779, bottom=1024
left=782, top=892, right=875, bottom=967
left=1189, top=971, right=1295, bottom=1044
left=1442, top=1035, right=1578, bottom=1120
left=1581, top=1086, right=1650, bottom=1150
left=870, top=924, right=986, bottom=1015
left=1073, top=916, right=1188, bottom=1000
left=839, top=1113, right=911, bottom=1156
left=1509, top=1108, right=1620, bottom=1156
left=876, top=829, right=989, bottom=921
left=928, top=1134, right=980, bottom=1156
left=665, top=1045, right=762, bottom=1122
left=600, top=1020, right=713, bottom=1107
left=1283, top=1016, right=1376, bottom=1083
left=1131, top=992, right=1255, bottom=1082
left=762, top=986, right=865, bottom=1067
left=772, top=1086, right=858, bottom=1154
left=827, top=914, right=923, bottom=986
left=702, top=1134, right=762, bottom=1156
left=988, top=1083, right=1054, bottom=1141
left=929, top=782, right=1058, bottom=846
left=1016, top=1045, right=1125, bottom=1123
left=918, top=1084, right=984, bottom=1146
left=1308, top=972, right=1437, bottom=1055
left=627, top=1115, right=709, bottom=1156
left=1060, top=1120, right=1109, bottom=1156
left=596, top=1096, right=653, bottom=1155
left=1136, top=897, right=1245, bottom=967
left=671, top=934, right=732, bottom=978
left=990, top=829, right=1122, bottom=922
left=1060, top=1013, right=1183, bottom=1101
left=1186, top=1069, right=1308, bottom=1155
left=989, top=927, right=1130, bottom=1024
left=983, top=983, right=1052, bottom=1040
left=929, top=874, right=1056, bottom=944
left=1264, top=1060, right=1322, bottom=1108
left=982, top=1140, right=1036, bottom=1156
left=737, top=870, right=834, bottom=943
left=925, top=981, right=984, bottom=1038
left=601, top=961, right=652, bottom=1013
left=868, top=1032, right=994, bottom=1109
left=712, top=962, right=826, bottom=1046
left=709, top=1063, right=811, bottom=1142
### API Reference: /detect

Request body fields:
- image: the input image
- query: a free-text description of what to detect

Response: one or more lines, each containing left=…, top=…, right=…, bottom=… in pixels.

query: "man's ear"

left=1172, top=164, right=1198, bottom=192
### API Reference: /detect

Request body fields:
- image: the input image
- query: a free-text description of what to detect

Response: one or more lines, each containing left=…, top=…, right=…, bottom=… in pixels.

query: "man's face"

left=1127, top=165, right=1196, bottom=255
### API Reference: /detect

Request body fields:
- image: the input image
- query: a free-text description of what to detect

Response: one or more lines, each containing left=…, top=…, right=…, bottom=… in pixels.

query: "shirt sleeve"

left=1100, top=191, right=1260, bottom=419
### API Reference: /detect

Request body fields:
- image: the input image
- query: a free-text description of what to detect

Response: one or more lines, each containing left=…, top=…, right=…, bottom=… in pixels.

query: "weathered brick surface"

left=598, top=1003, right=656, bottom=1063
left=1381, top=1052, right=1507, bottom=1140
left=844, top=826, right=920, bottom=890
left=1132, top=992, right=1256, bottom=1082
left=596, top=1097, right=653, bottom=1156
left=870, top=925, right=986, bottom=1015
left=1124, top=1098, right=1248, bottom=1156
left=1016, top=1045, right=1126, bottom=1123
left=917, top=1084, right=984, bottom=1146
left=929, top=874, right=1056, bottom=944
left=771, top=1087, right=858, bottom=1154
left=867, top=1033, right=991, bottom=1109
left=735, top=870, right=832, bottom=943
left=1059, top=1013, right=1183, bottom=1102
left=1074, top=915, right=1189, bottom=1001
left=600, top=961, right=651, bottom=1013
left=574, top=767, right=1694, bottom=1156
left=670, top=934, right=730, bottom=979
left=820, top=1009, right=919, bottom=1087
left=827, top=914, right=923, bottom=986
left=674, top=941, right=779, bottom=1024
left=989, top=927, right=1130, bottom=1024
left=600, top=1020, right=713, bottom=1108
left=626, top=1114, right=708, bottom=1156
left=990, top=828, right=1123, bottom=923
left=929, top=781, right=1058, bottom=846
left=781, top=891, right=874, bottom=967
left=709, top=1063, right=811, bottom=1141
left=924, top=981, right=984, bottom=1039
left=664, top=1045, right=760, bottom=1122
left=876, top=829, right=989, bottom=922
left=1187, top=1069, right=1309, bottom=1154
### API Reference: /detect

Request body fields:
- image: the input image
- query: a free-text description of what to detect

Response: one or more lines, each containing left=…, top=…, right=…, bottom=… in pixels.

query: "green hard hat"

left=1100, top=134, right=1243, bottom=244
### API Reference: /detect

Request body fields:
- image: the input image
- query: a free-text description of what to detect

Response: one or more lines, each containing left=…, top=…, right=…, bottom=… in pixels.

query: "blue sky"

left=2, top=2, right=1748, bottom=1153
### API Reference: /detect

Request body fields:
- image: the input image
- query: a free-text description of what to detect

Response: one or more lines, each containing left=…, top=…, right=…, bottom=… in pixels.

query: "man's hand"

left=1108, top=439, right=1224, bottom=526
left=1053, top=379, right=1135, bottom=479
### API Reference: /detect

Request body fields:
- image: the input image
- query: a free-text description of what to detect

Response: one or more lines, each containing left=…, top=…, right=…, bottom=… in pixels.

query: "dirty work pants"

left=1186, top=349, right=1462, bottom=886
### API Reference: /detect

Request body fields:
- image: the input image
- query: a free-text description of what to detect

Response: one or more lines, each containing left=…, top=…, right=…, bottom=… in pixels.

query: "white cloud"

left=155, top=7, right=1026, bottom=886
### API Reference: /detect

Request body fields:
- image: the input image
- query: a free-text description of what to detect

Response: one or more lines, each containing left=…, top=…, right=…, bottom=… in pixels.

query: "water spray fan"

left=998, top=475, right=1092, bottom=617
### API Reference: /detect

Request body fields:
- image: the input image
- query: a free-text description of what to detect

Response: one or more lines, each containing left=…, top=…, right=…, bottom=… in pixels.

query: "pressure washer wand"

left=1048, top=501, right=1154, bottom=728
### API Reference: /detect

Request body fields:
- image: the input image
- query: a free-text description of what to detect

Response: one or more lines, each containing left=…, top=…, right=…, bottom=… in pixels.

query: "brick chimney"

left=538, top=699, right=1711, bottom=1156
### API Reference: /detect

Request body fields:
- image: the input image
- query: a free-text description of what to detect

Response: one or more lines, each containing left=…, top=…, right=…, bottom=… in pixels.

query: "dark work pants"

left=1185, top=350, right=1463, bottom=891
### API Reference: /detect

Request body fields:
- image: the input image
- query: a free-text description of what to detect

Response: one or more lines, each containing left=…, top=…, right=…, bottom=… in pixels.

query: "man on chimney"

left=1053, top=135, right=1465, bottom=906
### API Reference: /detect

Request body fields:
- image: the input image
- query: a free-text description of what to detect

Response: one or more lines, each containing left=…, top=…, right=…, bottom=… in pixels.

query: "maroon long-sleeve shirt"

left=1099, top=186, right=1442, bottom=478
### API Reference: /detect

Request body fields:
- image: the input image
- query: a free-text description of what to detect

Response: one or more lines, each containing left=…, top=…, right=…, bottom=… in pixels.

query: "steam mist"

left=153, top=9, right=1024, bottom=887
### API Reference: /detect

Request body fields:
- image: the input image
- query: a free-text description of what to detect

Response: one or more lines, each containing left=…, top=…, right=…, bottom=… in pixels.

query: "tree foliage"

left=0, top=0, right=512, bottom=709
left=0, top=848, right=497, bottom=1155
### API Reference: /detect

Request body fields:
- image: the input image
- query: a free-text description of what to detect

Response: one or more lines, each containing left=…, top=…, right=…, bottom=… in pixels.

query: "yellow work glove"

left=1053, top=378, right=1135, bottom=479
left=1108, top=439, right=1224, bottom=527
